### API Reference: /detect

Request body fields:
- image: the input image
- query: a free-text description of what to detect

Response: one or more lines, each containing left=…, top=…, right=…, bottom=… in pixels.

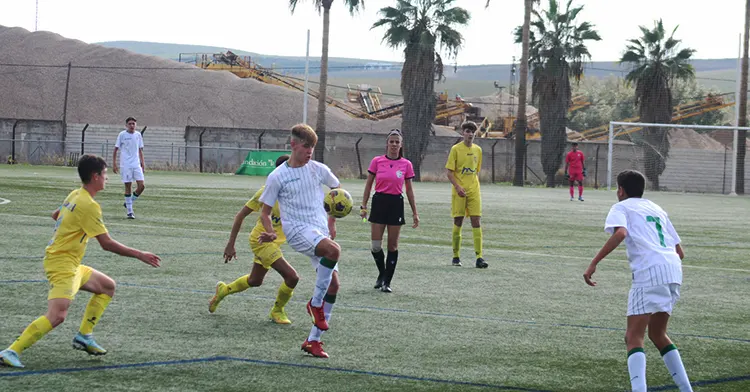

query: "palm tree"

left=516, top=0, right=600, bottom=187
left=486, top=0, right=538, bottom=186
left=289, top=0, right=364, bottom=163
left=620, top=19, right=695, bottom=190
left=372, top=0, right=470, bottom=181
left=737, top=0, right=749, bottom=194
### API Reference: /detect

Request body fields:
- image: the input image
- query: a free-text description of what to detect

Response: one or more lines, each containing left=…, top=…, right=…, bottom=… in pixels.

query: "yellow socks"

left=452, top=225, right=462, bottom=258
left=9, top=316, right=53, bottom=354
left=79, top=294, right=112, bottom=335
left=472, top=227, right=483, bottom=259
left=274, top=282, right=294, bottom=310
left=227, top=274, right=251, bottom=294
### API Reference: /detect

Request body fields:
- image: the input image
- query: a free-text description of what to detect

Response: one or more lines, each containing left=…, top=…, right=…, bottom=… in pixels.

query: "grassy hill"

left=95, top=41, right=739, bottom=96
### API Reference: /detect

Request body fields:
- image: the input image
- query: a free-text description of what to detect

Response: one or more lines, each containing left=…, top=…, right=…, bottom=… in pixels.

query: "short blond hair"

left=291, top=124, right=318, bottom=145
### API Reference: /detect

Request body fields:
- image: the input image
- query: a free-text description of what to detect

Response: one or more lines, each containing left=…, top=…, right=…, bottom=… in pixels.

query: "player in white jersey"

left=583, top=170, right=693, bottom=392
left=113, top=117, right=146, bottom=219
left=258, top=124, right=342, bottom=359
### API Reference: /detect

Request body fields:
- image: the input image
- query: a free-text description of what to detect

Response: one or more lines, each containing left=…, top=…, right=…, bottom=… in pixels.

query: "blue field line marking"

left=0, top=354, right=548, bottom=391
left=2, top=279, right=749, bottom=344
left=223, top=356, right=550, bottom=391
left=0, top=356, right=230, bottom=378
left=651, top=374, right=750, bottom=391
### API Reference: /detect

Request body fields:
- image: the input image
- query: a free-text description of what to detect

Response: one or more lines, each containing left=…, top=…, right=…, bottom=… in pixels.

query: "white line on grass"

left=2, top=212, right=749, bottom=273
left=0, top=197, right=10, bottom=205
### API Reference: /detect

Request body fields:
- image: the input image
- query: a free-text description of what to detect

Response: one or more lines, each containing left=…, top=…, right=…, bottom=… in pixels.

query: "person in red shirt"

left=360, top=129, right=419, bottom=293
left=565, top=142, right=586, bottom=201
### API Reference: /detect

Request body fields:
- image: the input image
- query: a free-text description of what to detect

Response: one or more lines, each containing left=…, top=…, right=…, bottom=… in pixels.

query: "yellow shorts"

left=451, top=191, right=482, bottom=218
left=250, top=241, right=284, bottom=270
left=44, top=260, right=94, bottom=301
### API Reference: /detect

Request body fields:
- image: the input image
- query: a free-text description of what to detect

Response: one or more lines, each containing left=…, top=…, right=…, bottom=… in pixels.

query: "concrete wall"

left=661, top=147, right=739, bottom=194
left=2, top=118, right=750, bottom=194
left=67, top=123, right=185, bottom=167
left=0, top=118, right=64, bottom=164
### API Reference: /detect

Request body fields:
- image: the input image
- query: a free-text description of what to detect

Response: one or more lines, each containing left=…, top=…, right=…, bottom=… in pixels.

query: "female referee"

left=360, top=129, right=419, bottom=293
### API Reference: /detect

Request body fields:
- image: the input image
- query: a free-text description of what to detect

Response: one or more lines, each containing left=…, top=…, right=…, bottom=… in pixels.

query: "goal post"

left=606, top=121, right=750, bottom=193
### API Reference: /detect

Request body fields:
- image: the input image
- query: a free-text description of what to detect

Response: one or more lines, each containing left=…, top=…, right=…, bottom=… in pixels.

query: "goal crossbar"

left=606, top=122, right=750, bottom=191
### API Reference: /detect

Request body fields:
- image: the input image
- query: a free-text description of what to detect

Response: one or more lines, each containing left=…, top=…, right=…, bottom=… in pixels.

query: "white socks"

left=627, top=349, right=647, bottom=392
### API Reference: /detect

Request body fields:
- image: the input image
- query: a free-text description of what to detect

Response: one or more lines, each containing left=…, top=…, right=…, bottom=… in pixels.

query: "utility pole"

left=35, top=0, right=39, bottom=31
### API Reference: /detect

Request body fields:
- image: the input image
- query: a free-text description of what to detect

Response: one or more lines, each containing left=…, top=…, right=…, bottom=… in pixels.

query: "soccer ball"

left=324, top=188, right=353, bottom=218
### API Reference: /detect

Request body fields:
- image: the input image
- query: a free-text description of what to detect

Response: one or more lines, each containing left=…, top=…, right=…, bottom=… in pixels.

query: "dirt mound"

left=0, top=26, right=455, bottom=136
left=668, top=128, right=726, bottom=150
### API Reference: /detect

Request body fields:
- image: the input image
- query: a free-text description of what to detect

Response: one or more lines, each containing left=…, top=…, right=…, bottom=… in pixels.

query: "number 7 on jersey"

left=646, top=216, right=666, bottom=247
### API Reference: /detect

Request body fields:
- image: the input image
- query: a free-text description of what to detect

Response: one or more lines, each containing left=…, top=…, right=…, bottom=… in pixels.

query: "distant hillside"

left=94, top=41, right=399, bottom=73
left=95, top=40, right=739, bottom=94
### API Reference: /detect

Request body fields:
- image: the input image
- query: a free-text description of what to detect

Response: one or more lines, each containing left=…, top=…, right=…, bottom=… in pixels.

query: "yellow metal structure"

left=194, top=51, right=378, bottom=121
left=485, top=95, right=591, bottom=139
left=570, top=95, right=735, bottom=141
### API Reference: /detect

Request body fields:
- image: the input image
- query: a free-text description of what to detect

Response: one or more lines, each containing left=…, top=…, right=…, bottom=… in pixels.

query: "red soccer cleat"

left=301, top=339, right=329, bottom=358
left=306, top=299, right=329, bottom=331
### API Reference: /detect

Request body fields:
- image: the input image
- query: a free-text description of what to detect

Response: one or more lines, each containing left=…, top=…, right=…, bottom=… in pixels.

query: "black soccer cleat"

left=380, top=284, right=392, bottom=293
left=451, top=257, right=462, bottom=266
left=475, top=258, right=488, bottom=269
left=373, top=279, right=383, bottom=289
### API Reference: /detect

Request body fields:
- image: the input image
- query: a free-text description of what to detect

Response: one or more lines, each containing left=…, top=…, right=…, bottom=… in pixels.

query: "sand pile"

left=0, top=26, right=454, bottom=136
left=668, top=128, right=726, bottom=150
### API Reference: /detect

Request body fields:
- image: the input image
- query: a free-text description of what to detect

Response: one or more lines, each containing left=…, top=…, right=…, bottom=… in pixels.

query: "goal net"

left=603, top=122, right=749, bottom=194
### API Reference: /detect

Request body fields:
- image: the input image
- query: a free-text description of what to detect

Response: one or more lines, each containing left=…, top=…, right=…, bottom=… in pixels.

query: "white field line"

left=0, top=198, right=10, bottom=205
left=2, top=212, right=749, bottom=273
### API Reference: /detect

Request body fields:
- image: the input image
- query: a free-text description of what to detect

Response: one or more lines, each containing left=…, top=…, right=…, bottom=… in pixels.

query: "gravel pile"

left=0, top=26, right=455, bottom=136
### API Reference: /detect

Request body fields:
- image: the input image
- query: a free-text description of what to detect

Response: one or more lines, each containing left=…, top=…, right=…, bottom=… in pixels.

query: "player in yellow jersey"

left=0, top=155, right=161, bottom=369
left=209, top=154, right=300, bottom=324
left=445, top=121, right=488, bottom=269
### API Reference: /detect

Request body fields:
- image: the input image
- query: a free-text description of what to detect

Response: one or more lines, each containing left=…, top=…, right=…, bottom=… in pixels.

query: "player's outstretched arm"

left=139, top=148, right=145, bottom=172
left=405, top=179, right=419, bottom=228
left=112, top=147, right=119, bottom=174
left=360, top=173, right=375, bottom=219
left=675, top=244, right=685, bottom=260
left=224, top=206, right=252, bottom=262
left=583, top=227, right=628, bottom=286
left=95, top=233, right=161, bottom=267
left=258, top=204, right=277, bottom=244
left=446, top=169, right=465, bottom=197
left=51, top=208, right=60, bottom=221
left=328, top=215, right=337, bottom=240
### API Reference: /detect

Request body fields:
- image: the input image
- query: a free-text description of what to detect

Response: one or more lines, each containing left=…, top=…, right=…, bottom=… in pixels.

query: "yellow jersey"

left=45, top=188, right=108, bottom=265
left=246, top=186, right=285, bottom=244
left=445, top=142, right=482, bottom=193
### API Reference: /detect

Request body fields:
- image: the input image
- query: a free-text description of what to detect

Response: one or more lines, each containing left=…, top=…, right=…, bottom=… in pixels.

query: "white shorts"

left=120, top=166, right=145, bottom=183
left=627, top=283, right=680, bottom=316
left=286, top=226, right=339, bottom=272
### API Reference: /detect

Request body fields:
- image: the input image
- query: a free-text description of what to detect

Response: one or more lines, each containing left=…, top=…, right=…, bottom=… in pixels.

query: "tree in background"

left=487, top=0, right=539, bottom=186
left=517, top=0, right=600, bottom=187
left=372, top=0, right=470, bottom=180
left=620, top=19, right=695, bottom=190
left=289, top=0, right=365, bottom=163
left=737, top=0, right=749, bottom=194
left=568, top=78, right=724, bottom=132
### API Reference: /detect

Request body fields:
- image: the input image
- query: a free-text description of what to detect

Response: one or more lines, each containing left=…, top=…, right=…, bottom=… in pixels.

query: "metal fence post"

left=355, top=137, right=364, bottom=179
left=171, top=143, right=174, bottom=166
left=80, top=124, right=89, bottom=156
left=491, top=140, right=499, bottom=183
left=199, top=128, right=207, bottom=173
left=258, top=131, right=266, bottom=150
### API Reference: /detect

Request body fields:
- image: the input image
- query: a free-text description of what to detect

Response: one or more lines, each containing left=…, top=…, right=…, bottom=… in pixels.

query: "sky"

left=0, top=0, right=746, bottom=65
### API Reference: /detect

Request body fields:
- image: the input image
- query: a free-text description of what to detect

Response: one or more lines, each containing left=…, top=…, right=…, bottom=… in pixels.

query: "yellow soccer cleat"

left=208, top=282, right=228, bottom=314
left=269, top=307, right=292, bottom=325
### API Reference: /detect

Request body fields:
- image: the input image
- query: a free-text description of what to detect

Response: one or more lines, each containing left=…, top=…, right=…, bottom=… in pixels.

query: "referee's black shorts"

left=368, top=192, right=405, bottom=226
